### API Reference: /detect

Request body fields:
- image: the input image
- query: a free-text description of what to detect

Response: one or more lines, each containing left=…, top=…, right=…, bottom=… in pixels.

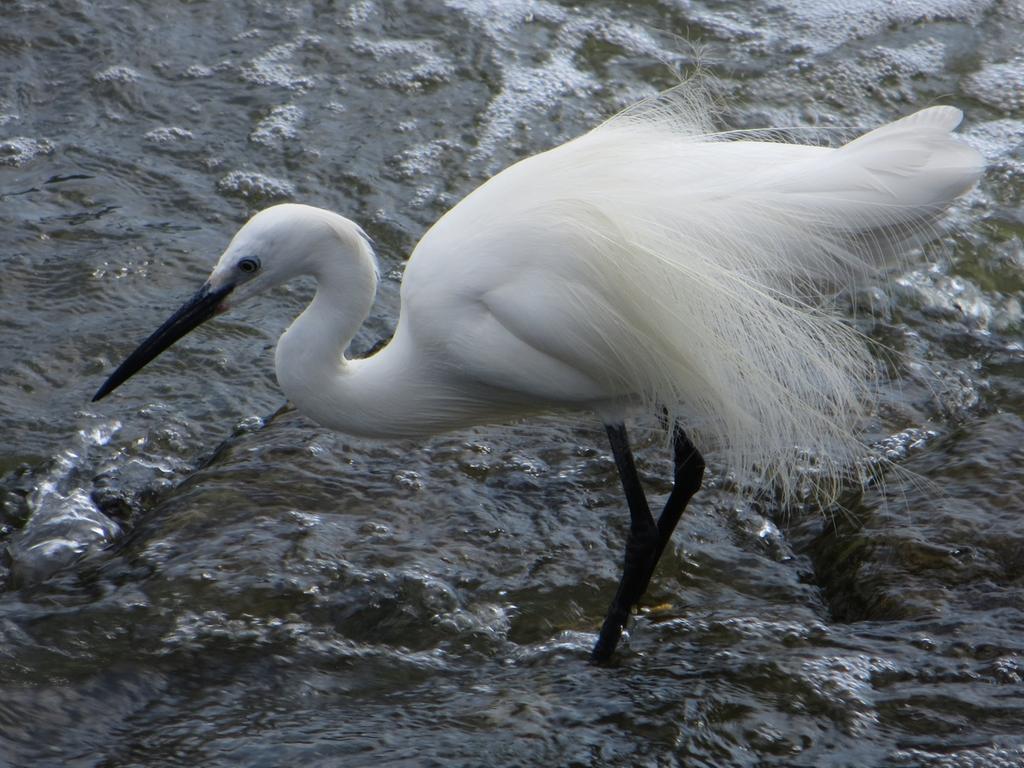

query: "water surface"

left=2, top=1, right=1022, bottom=766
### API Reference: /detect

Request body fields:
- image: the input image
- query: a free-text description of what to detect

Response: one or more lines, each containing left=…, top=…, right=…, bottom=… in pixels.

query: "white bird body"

left=249, top=102, right=982, bottom=494
left=94, top=94, right=983, bottom=662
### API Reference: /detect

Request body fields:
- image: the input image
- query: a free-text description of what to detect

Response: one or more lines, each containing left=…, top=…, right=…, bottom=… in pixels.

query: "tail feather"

left=786, top=105, right=983, bottom=221
left=581, top=99, right=982, bottom=500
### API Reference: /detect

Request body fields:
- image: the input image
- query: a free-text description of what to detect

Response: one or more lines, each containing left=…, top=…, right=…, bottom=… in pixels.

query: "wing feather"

left=402, top=94, right=983, bottom=500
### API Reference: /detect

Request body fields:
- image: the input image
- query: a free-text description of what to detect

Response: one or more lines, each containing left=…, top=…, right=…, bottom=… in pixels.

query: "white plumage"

left=265, top=98, right=980, bottom=501
left=99, top=95, right=982, bottom=499
left=93, top=91, right=984, bottom=661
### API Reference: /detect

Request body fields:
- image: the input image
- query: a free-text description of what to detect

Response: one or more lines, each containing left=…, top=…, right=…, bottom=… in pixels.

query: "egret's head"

left=92, top=203, right=375, bottom=402
left=207, top=204, right=376, bottom=308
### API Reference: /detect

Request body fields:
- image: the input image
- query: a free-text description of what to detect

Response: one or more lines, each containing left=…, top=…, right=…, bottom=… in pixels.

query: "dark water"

left=2, top=1, right=1023, bottom=766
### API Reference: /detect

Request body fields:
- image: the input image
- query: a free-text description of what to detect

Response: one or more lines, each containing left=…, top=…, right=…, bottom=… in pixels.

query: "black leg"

left=639, top=426, right=705, bottom=599
left=591, top=423, right=658, bottom=663
left=590, top=423, right=705, bottom=664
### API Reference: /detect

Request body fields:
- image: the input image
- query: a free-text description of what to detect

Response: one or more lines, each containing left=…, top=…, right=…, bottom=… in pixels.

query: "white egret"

left=93, top=94, right=983, bottom=662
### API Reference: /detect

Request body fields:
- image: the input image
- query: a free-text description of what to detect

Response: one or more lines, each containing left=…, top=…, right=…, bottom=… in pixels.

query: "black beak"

left=92, top=282, right=234, bottom=402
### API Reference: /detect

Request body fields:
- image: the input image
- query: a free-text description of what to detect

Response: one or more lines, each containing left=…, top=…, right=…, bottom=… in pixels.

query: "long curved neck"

left=274, top=245, right=381, bottom=431
left=272, top=234, right=532, bottom=439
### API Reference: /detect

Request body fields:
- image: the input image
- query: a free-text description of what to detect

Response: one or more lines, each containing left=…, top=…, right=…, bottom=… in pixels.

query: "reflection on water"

left=1, top=1, right=1022, bottom=766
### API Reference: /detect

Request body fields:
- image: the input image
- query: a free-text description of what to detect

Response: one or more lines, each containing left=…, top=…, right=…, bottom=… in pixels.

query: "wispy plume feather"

left=452, top=88, right=983, bottom=502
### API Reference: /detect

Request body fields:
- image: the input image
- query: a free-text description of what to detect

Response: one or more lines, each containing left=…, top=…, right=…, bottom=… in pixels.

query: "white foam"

left=442, top=0, right=680, bottom=161
left=184, top=63, right=216, bottom=78
left=967, top=59, right=1024, bottom=113
left=346, top=0, right=377, bottom=23
left=891, top=744, right=1024, bottom=768
left=966, top=119, right=1024, bottom=165
left=0, top=136, right=55, bottom=166
left=249, top=104, right=304, bottom=146
left=444, top=0, right=568, bottom=37
left=471, top=53, right=597, bottom=162
left=144, top=126, right=194, bottom=144
left=394, top=139, right=451, bottom=178
left=93, top=64, right=142, bottom=83
left=240, top=35, right=321, bottom=91
left=217, top=170, right=295, bottom=201
left=352, top=37, right=455, bottom=91
left=666, top=0, right=990, bottom=66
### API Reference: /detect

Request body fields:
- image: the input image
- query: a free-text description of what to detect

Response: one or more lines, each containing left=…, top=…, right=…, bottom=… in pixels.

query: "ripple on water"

left=4, top=419, right=122, bottom=586
left=6, top=479, right=121, bottom=586
left=159, top=608, right=452, bottom=672
left=896, top=267, right=1016, bottom=331
left=92, top=64, right=142, bottom=84
left=798, top=653, right=898, bottom=732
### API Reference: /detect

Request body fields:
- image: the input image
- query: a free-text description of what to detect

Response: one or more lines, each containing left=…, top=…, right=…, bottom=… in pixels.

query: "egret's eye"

left=238, top=257, right=260, bottom=274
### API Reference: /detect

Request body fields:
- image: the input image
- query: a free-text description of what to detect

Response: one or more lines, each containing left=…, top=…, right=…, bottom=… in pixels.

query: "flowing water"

left=2, top=1, right=1023, bottom=766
